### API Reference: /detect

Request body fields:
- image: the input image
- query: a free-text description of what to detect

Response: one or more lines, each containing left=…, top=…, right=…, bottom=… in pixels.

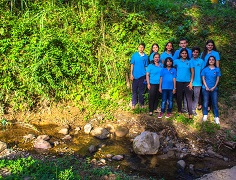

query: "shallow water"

left=1, top=123, right=236, bottom=179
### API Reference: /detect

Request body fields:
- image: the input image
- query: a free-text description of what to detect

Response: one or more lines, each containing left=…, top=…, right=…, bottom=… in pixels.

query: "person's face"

left=166, top=43, right=173, bottom=51
left=209, top=57, right=215, bottom=65
left=152, top=45, right=159, bottom=53
left=206, top=43, right=214, bottom=51
left=154, top=54, right=160, bottom=63
left=138, top=45, right=145, bottom=53
left=181, top=51, right=188, bottom=59
left=192, top=50, right=199, bottom=58
left=166, top=60, right=172, bottom=67
left=179, top=40, right=188, bottom=48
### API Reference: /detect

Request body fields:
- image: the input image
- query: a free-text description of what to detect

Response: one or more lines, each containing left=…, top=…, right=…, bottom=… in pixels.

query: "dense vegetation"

left=0, top=0, right=236, bottom=119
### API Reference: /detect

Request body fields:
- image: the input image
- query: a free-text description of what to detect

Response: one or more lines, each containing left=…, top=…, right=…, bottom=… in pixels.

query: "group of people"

left=130, top=38, right=221, bottom=124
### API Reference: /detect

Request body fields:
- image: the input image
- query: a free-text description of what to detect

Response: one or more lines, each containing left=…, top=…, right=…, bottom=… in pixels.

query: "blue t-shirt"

left=201, top=66, right=221, bottom=89
left=130, top=52, right=149, bottom=79
left=160, top=51, right=174, bottom=62
left=190, top=58, right=205, bottom=86
left=200, top=50, right=220, bottom=66
left=146, top=63, right=163, bottom=84
left=160, top=68, right=177, bottom=90
left=174, top=59, right=193, bottom=82
left=149, top=52, right=155, bottom=62
left=173, top=48, right=192, bottom=60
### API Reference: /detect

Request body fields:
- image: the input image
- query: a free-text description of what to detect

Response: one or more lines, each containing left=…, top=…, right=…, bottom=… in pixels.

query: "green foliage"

left=0, top=0, right=236, bottom=118
left=195, top=121, right=220, bottom=134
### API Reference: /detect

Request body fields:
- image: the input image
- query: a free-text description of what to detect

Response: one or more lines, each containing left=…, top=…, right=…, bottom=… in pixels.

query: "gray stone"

left=23, top=134, right=35, bottom=142
left=0, top=141, right=7, bottom=153
left=62, top=135, right=72, bottom=140
left=112, top=155, right=124, bottom=161
left=33, top=139, right=52, bottom=149
left=133, top=131, right=160, bottom=155
left=88, top=145, right=97, bottom=153
left=90, top=127, right=110, bottom=139
left=177, top=160, right=186, bottom=170
left=115, top=126, right=129, bottom=137
left=84, top=123, right=93, bottom=134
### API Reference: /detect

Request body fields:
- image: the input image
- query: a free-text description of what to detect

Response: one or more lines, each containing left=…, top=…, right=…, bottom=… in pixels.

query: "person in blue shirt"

left=158, top=57, right=176, bottom=118
left=160, top=42, right=175, bottom=64
left=189, top=47, right=205, bottom=116
left=201, top=39, right=220, bottom=67
left=130, top=43, right=149, bottom=109
left=146, top=53, right=163, bottom=116
left=201, top=56, right=221, bottom=124
left=174, top=48, right=194, bottom=119
left=173, top=38, right=192, bottom=60
left=149, top=43, right=159, bottom=63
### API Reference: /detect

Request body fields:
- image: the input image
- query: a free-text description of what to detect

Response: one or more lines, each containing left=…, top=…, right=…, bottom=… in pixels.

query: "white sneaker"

left=202, top=115, right=208, bottom=122
left=214, top=117, right=220, bottom=124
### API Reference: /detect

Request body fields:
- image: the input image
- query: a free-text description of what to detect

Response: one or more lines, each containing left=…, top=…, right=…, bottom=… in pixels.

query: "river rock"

left=112, top=155, right=124, bottom=161
left=115, top=126, right=129, bottom=137
left=177, top=160, right=186, bottom=170
left=133, top=131, right=160, bottom=155
left=37, top=135, right=50, bottom=141
left=88, top=145, right=97, bottom=153
left=90, top=127, right=110, bottom=139
left=58, top=128, right=69, bottom=135
left=0, top=141, right=7, bottom=153
left=84, top=123, right=93, bottom=134
left=23, top=134, right=36, bottom=142
left=105, top=124, right=115, bottom=133
left=33, top=139, right=52, bottom=149
left=62, top=135, right=72, bottom=140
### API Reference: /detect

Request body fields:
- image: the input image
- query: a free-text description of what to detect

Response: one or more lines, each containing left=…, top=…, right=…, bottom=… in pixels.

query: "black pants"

left=148, top=84, right=161, bottom=112
left=176, top=82, right=193, bottom=115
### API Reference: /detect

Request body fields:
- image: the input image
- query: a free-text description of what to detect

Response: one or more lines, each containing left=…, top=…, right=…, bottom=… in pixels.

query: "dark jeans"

left=161, top=89, right=173, bottom=113
left=176, top=82, right=193, bottom=115
left=148, top=84, right=161, bottom=112
left=132, top=76, right=146, bottom=106
left=202, top=88, right=219, bottom=117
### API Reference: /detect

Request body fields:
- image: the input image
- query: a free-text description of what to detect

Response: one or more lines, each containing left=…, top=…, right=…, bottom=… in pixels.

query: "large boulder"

left=90, top=127, right=110, bottom=139
left=133, top=131, right=160, bottom=155
left=33, top=139, right=52, bottom=149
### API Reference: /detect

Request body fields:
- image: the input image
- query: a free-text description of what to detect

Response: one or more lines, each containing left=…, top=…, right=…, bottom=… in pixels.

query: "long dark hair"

left=204, top=55, right=217, bottom=68
left=201, top=39, right=217, bottom=60
left=149, top=43, right=159, bottom=55
left=178, top=48, right=190, bottom=60
left=164, top=57, right=174, bottom=68
left=164, top=42, right=175, bottom=56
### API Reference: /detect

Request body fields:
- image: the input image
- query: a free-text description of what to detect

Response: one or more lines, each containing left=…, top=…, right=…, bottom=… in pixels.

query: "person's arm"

left=146, top=72, right=151, bottom=90
left=130, top=64, right=134, bottom=80
left=216, top=61, right=220, bottom=68
left=202, top=76, right=210, bottom=91
left=159, top=77, right=162, bottom=93
left=187, top=67, right=194, bottom=90
left=173, top=78, right=176, bottom=94
left=210, top=76, right=220, bottom=91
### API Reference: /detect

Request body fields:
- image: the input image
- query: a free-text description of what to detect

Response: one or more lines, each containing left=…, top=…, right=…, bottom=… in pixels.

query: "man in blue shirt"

left=130, top=43, right=149, bottom=109
left=173, top=38, right=192, bottom=60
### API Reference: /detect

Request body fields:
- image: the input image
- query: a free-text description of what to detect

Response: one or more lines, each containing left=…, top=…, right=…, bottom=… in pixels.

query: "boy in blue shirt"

left=173, top=38, right=192, bottom=60
left=130, top=43, right=149, bottom=109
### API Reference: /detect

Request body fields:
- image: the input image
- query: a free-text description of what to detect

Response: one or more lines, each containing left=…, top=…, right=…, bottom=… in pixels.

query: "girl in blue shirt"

left=160, top=42, right=175, bottom=64
left=146, top=53, right=163, bottom=116
left=158, top=57, right=176, bottom=118
left=201, top=56, right=221, bottom=124
left=149, top=43, right=159, bottom=63
left=174, top=48, right=194, bottom=119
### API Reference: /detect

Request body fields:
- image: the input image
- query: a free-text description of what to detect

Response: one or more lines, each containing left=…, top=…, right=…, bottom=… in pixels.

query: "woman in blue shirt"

left=174, top=48, right=194, bottom=119
left=146, top=53, right=163, bottom=116
left=201, top=56, right=221, bottom=124
left=149, top=43, right=160, bottom=63
left=160, top=42, right=175, bottom=64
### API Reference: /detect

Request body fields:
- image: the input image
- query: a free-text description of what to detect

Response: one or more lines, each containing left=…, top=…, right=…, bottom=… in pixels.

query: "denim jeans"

left=148, top=84, right=161, bottom=112
left=202, top=88, right=219, bottom=117
left=132, top=76, right=146, bottom=106
left=161, top=89, right=173, bottom=113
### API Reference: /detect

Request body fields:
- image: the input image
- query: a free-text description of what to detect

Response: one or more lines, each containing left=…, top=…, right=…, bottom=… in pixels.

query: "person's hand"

left=210, top=87, right=215, bottom=91
left=159, top=88, right=162, bottom=93
left=130, top=75, right=134, bottom=81
left=187, top=82, right=193, bottom=90
left=173, top=89, right=176, bottom=94
left=206, top=86, right=210, bottom=91
left=147, top=84, right=151, bottom=90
